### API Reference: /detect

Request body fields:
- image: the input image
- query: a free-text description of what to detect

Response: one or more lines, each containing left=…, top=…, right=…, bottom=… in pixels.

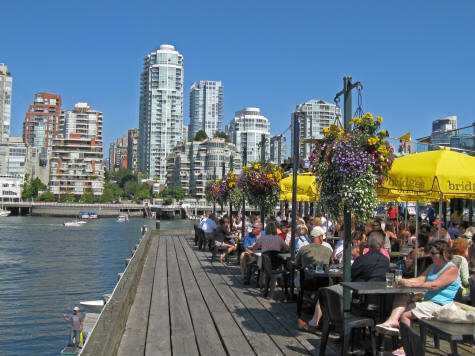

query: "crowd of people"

left=197, top=206, right=475, bottom=354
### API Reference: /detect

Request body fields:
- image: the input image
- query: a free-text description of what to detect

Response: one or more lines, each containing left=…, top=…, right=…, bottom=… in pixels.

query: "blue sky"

left=2, top=0, right=474, bottom=154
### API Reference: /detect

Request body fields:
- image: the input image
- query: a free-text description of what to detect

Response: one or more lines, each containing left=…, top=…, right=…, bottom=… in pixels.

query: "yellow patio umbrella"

left=279, top=173, right=318, bottom=202
left=378, top=149, right=475, bottom=276
left=380, top=149, right=475, bottom=199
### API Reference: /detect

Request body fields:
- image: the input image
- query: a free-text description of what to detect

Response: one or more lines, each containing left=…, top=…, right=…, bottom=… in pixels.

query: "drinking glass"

left=395, top=270, right=403, bottom=283
left=386, top=273, right=395, bottom=288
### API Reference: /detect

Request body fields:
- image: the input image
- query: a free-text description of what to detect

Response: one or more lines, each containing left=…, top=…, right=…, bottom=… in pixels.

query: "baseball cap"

left=73, top=307, right=80, bottom=311
left=310, top=226, right=325, bottom=239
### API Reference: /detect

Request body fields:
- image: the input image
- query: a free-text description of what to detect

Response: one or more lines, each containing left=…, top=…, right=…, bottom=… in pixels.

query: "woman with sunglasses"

left=376, top=240, right=460, bottom=353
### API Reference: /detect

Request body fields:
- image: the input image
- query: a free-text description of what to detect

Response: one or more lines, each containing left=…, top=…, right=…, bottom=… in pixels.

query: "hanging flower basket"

left=205, top=180, right=219, bottom=204
left=309, top=113, right=395, bottom=225
left=238, top=162, right=282, bottom=218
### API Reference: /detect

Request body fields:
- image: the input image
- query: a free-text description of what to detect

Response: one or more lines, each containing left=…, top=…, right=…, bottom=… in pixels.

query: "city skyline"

left=2, top=1, right=475, bottom=156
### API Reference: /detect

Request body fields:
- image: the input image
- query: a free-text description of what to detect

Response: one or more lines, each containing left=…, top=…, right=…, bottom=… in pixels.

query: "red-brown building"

left=23, top=93, right=62, bottom=148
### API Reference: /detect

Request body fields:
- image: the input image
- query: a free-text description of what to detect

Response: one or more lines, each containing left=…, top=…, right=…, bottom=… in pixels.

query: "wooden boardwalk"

left=116, top=232, right=474, bottom=356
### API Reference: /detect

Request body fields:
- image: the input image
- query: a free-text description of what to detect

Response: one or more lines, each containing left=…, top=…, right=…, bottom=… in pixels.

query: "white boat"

left=76, top=220, right=87, bottom=224
left=79, top=300, right=104, bottom=309
left=64, top=221, right=82, bottom=227
left=0, top=209, right=10, bottom=217
left=117, top=214, right=129, bottom=223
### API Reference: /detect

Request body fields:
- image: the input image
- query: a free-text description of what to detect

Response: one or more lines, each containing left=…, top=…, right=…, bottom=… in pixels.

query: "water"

left=0, top=216, right=193, bottom=355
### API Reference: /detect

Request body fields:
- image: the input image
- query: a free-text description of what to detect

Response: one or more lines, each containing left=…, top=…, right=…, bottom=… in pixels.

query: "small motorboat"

left=64, top=221, right=82, bottom=227
left=0, top=209, right=11, bottom=217
left=117, top=214, right=129, bottom=223
left=79, top=300, right=104, bottom=310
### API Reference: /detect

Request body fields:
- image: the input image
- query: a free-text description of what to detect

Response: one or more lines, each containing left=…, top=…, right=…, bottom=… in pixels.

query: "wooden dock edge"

left=80, top=229, right=154, bottom=356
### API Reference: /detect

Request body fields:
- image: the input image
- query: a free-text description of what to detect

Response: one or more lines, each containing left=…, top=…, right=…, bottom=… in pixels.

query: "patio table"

left=418, top=317, right=474, bottom=356
left=341, top=281, right=429, bottom=354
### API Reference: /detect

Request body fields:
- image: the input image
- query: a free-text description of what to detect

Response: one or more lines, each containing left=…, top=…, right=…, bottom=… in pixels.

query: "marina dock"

left=80, top=230, right=475, bottom=356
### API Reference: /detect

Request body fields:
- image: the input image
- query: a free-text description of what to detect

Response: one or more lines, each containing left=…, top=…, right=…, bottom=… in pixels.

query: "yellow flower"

left=367, top=137, right=379, bottom=146
left=381, top=129, right=388, bottom=137
left=350, top=117, right=362, bottom=125
left=253, top=163, right=260, bottom=170
left=376, top=116, right=383, bottom=124
left=322, top=127, right=330, bottom=134
left=329, top=124, right=340, bottom=134
left=377, top=145, right=388, bottom=155
left=363, top=112, right=373, bottom=121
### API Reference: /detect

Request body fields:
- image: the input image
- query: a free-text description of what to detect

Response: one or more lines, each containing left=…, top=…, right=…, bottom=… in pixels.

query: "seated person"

left=352, top=231, right=390, bottom=282
left=294, top=224, right=311, bottom=255
left=253, top=222, right=289, bottom=253
left=376, top=240, right=460, bottom=335
left=240, top=222, right=264, bottom=283
left=295, top=226, right=333, bottom=268
left=214, top=217, right=237, bottom=263
left=452, top=238, right=470, bottom=295
left=299, top=231, right=389, bottom=332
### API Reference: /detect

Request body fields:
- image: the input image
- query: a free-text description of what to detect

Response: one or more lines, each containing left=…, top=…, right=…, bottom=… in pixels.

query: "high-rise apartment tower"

left=189, top=81, right=223, bottom=139
left=138, top=44, right=184, bottom=184
left=23, top=93, right=62, bottom=149
left=0, top=64, right=12, bottom=142
left=291, top=99, right=341, bottom=161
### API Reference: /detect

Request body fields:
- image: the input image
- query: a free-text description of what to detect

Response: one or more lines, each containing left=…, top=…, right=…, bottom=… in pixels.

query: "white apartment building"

left=49, top=103, right=104, bottom=198
left=0, top=64, right=12, bottom=142
left=166, top=137, right=241, bottom=199
left=138, top=44, right=184, bottom=184
left=189, top=81, right=223, bottom=139
left=291, top=99, right=341, bottom=161
left=226, top=107, right=270, bottom=163
left=270, top=134, right=287, bottom=165
left=0, top=175, right=22, bottom=203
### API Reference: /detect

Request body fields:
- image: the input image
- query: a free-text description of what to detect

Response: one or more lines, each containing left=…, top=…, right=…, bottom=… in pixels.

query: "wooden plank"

left=178, top=237, right=256, bottom=356
left=213, top=245, right=340, bottom=356
left=145, top=235, right=171, bottom=356
left=117, top=235, right=159, bottom=356
left=167, top=236, right=200, bottom=356
left=190, top=242, right=284, bottom=356
left=172, top=237, right=227, bottom=355
left=198, top=253, right=308, bottom=356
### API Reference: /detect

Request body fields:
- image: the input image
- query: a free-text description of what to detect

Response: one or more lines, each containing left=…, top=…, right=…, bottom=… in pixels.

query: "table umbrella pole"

left=438, top=193, right=443, bottom=240
left=405, top=200, right=408, bottom=231
left=415, top=200, right=419, bottom=277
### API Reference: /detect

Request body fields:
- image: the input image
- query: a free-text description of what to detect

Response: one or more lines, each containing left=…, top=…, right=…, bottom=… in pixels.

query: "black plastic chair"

left=319, top=287, right=376, bottom=356
left=193, top=224, right=200, bottom=246
left=400, top=322, right=425, bottom=356
left=261, top=251, right=288, bottom=298
left=297, top=267, right=329, bottom=317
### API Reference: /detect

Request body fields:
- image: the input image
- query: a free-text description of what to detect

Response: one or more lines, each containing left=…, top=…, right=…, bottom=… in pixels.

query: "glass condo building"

left=138, top=44, right=184, bottom=184
left=189, top=81, right=223, bottom=140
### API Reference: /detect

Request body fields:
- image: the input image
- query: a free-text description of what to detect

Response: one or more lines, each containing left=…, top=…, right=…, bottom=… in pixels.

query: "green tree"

left=124, top=181, right=140, bottom=198
left=100, top=187, right=115, bottom=203
left=103, top=182, right=123, bottom=200
left=132, top=183, right=151, bottom=203
left=214, top=131, right=229, bottom=142
left=193, top=130, right=208, bottom=141
left=81, top=192, right=96, bottom=203
left=171, top=187, right=185, bottom=200
left=163, top=197, right=173, bottom=205
left=22, top=176, right=47, bottom=200
left=36, top=191, right=56, bottom=202
left=113, top=169, right=135, bottom=188
left=59, top=194, right=76, bottom=203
